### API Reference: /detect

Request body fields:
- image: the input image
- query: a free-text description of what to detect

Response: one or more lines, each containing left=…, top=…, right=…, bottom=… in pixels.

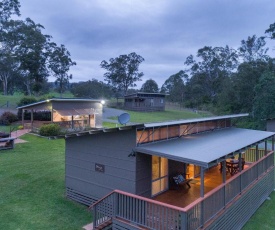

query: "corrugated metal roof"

left=144, top=113, right=249, bottom=128
left=124, top=92, right=167, bottom=98
left=65, top=124, right=144, bottom=138
left=134, top=127, right=274, bottom=168
left=17, top=98, right=103, bottom=109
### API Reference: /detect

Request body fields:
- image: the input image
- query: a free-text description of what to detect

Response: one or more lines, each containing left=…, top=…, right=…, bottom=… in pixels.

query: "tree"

left=0, top=0, right=20, bottom=23
left=48, top=44, right=76, bottom=97
left=184, top=46, right=238, bottom=107
left=100, top=52, right=144, bottom=96
left=238, top=35, right=269, bottom=62
left=229, top=59, right=273, bottom=114
left=0, top=45, right=18, bottom=95
left=0, top=2, right=75, bottom=96
left=15, top=18, right=52, bottom=95
left=265, top=22, right=275, bottom=39
left=0, top=0, right=21, bottom=95
left=70, top=79, right=113, bottom=99
left=140, top=79, right=159, bottom=93
left=253, top=71, right=275, bottom=129
left=161, top=70, right=187, bottom=103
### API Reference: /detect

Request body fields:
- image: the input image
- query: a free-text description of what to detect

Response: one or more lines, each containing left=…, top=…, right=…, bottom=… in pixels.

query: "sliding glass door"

left=151, top=156, right=168, bottom=196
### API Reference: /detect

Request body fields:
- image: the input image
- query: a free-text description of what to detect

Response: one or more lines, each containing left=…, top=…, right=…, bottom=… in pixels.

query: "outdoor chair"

left=170, top=173, right=191, bottom=189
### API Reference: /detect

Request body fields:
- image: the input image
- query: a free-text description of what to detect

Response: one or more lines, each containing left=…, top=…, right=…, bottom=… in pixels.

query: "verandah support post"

left=239, top=152, right=242, bottom=193
left=265, top=140, right=268, bottom=172
left=256, top=145, right=259, bottom=179
left=71, top=115, right=74, bottom=129
left=272, top=136, right=274, bottom=152
left=31, top=109, right=34, bottom=130
left=222, top=160, right=226, bottom=207
left=265, top=141, right=268, bottom=155
left=22, top=109, right=25, bottom=128
left=200, top=166, right=204, bottom=227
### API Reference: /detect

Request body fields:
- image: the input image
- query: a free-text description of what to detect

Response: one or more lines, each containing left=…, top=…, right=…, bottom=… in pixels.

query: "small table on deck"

left=226, top=160, right=239, bottom=175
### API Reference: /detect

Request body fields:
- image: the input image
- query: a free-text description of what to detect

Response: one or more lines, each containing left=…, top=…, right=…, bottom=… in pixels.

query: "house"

left=65, top=113, right=275, bottom=230
left=266, top=118, right=275, bottom=132
left=17, top=98, right=104, bottom=130
left=123, top=92, right=166, bottom=111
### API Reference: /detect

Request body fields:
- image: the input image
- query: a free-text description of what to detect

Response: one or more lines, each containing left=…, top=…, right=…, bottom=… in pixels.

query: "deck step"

left=83, top=219, right=112, bottom=230
left=83, top=222, right=93, bottom=230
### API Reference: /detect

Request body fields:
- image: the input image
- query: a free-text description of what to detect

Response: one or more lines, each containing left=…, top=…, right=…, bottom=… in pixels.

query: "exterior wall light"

left=101, top=100, right=105, bottom=105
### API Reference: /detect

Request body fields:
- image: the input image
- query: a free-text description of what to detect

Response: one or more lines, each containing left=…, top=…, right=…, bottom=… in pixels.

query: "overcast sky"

left=19, top=0, right=275, bottom=88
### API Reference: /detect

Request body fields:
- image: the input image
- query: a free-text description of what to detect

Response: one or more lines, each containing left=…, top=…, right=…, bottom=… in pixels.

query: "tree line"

left=79, top=22, right=274, bottom=129
left=0, top=0, right=75, bottom=97
left=2, top=1, right=275, bottom=129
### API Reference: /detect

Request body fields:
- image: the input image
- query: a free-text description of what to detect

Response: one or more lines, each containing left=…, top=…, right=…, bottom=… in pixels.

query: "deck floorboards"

left=153, top=164, right=249, bottom=208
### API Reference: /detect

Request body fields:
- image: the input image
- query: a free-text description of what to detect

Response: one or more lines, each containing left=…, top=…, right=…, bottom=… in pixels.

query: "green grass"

left=0, top=125, right=20, bottom=133
left=0, top=134, right=91, bottom=230
left=0, top=93, right=23, bottom=109
left=43, top=91, right=74, bottom=99
left=0, top=91, right=74, bottom=109
left=242, top=191, right=275, bottom=229
left=1, top=132, right=275, bottom=229
left=109, top=109, right=207, bottom=124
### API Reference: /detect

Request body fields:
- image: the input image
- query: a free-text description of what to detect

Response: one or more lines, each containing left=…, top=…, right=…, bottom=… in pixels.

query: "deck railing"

left=184, top=151, right=274, bottom=229
left=91, top=151, right=274, bottom=230
left=90, top=190, right=185, bottom=229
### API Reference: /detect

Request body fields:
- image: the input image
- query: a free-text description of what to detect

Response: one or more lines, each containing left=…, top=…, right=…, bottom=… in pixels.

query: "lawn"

left=109, top=109, right=209, bottom=124
left=0, top=93, right=23, bottom=109
left=243, top=191, right=275, bottom=229
left=0, top=134, right=91, bottom=230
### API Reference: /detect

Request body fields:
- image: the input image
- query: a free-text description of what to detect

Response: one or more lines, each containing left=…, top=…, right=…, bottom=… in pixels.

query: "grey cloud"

left=19, top=0, right=275, bottom=87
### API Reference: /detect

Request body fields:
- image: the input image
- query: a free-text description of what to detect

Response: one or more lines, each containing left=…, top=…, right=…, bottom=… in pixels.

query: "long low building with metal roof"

left=64, top=113, right=275, bottom=230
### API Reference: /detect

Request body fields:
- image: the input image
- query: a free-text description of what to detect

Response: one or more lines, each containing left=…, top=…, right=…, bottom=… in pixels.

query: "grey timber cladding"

left=135, top=153, right=151, bottom=198
left=65, top=129, right=137, bottom=202
left=266, top=120, right=275, bottom=132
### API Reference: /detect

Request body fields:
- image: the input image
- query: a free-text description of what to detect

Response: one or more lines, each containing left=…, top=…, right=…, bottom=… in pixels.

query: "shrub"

left=17, top=97, right=38, bottom=119
left=0, top=111, right=18, bottom=125
left=39, top=124, right=61, bottom=137
left=18, top=125, right=24, bottom=130
left=17, top=97, right=37, bottom=107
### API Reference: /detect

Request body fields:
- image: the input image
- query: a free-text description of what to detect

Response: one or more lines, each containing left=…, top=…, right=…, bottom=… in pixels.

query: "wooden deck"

left=154, top=164, right=249, bottom=208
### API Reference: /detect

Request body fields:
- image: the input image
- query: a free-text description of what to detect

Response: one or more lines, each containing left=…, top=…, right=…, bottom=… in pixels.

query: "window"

left=152, top=156, right=168, bottom=196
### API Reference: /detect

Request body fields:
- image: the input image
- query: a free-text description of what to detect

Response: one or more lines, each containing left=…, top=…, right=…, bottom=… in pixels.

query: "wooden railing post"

left=256, top=145, right=259, bottom=180
left=180, top=211, right=187, bottom=230
left=93, top=206, right=97, bottom=228
left=113, top=192, right=118, bottom=217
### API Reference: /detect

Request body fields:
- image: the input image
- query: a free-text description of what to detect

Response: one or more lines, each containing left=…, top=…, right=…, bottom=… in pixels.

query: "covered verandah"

left=131, top=127, right=275, bottom=229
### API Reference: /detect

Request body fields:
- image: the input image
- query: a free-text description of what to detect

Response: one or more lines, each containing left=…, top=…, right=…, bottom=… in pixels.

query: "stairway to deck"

left=83, top=217, right=148, bottom=230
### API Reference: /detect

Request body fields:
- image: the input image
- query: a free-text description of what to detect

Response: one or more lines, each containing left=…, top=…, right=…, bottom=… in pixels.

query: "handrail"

left=91, top=189, right=185, bottom=212
left=183, top=150, right=274, bottom=211
left=88, top=190, right=116, bottom=209
left=113, top=189, right=186, bottom=212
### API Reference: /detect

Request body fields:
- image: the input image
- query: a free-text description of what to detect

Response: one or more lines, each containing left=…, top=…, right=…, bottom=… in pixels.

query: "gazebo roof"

left=17, top=98, right=103, bottom=110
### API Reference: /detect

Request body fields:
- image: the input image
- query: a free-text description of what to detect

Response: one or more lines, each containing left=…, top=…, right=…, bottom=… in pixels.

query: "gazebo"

left=17, top=98, right=104, bottom=130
